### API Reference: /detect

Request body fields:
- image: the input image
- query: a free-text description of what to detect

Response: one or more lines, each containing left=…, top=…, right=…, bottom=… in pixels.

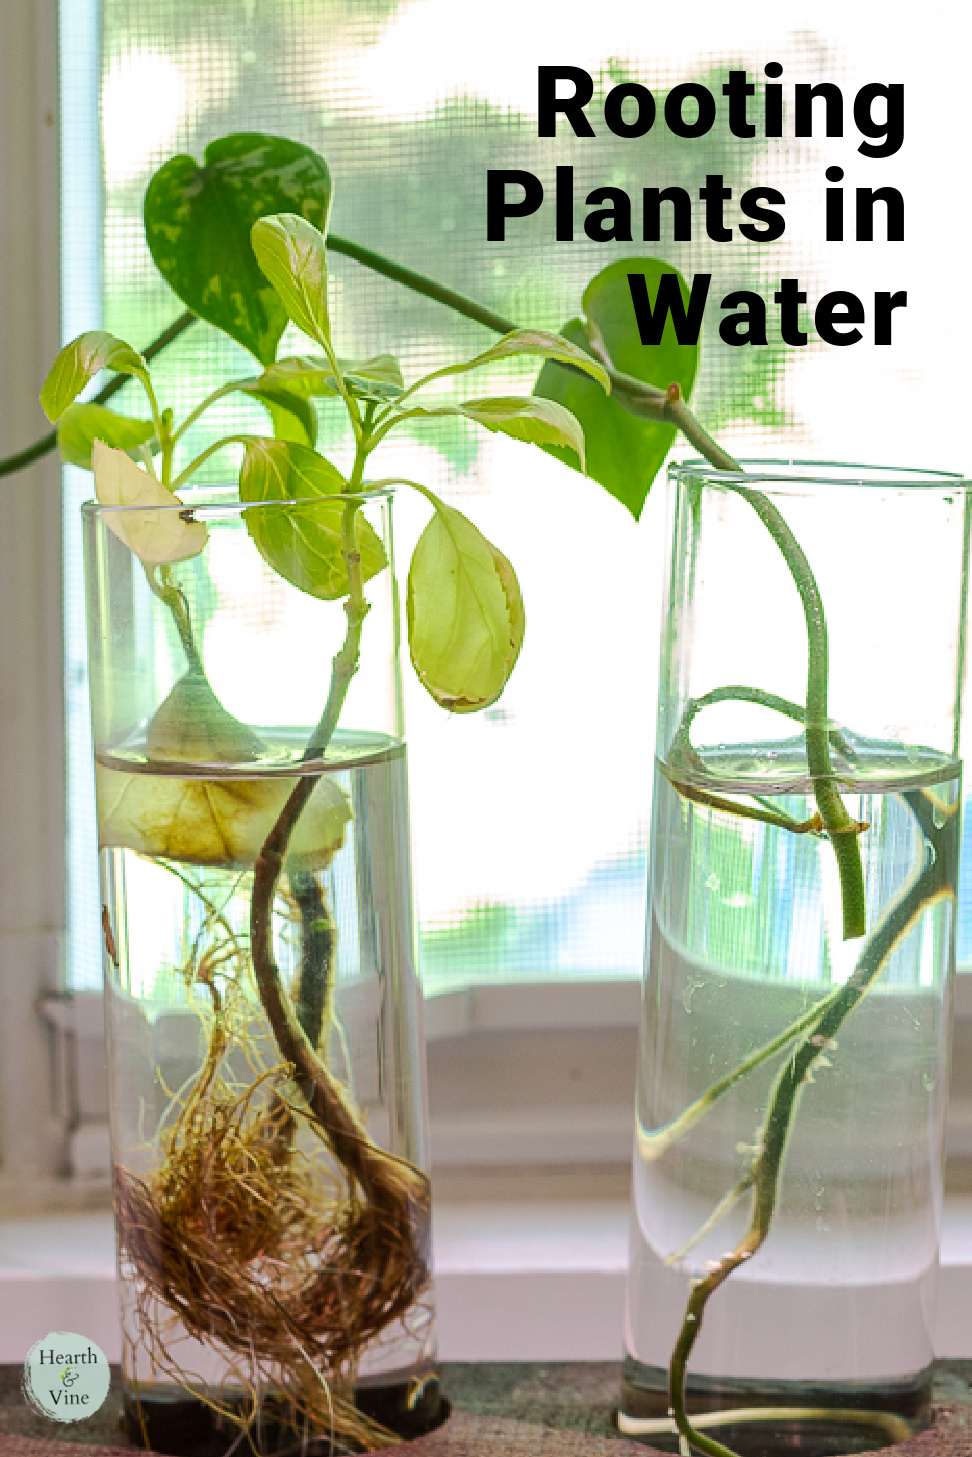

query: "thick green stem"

left=732, top=489, right=866, bottom=939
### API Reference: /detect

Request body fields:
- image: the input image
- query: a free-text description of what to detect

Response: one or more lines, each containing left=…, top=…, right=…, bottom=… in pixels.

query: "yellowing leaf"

left=96, top=672, right=351, bottom=870
left=459, top=395, right=586, bottom=470
left=406, top=500, right=524, bottom=713
left=411, top=328, right=611, bottom=395
left=92, top=440, right=208, bottom=565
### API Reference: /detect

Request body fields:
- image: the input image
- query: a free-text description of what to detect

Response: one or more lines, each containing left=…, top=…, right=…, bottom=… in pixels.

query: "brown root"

left=114, top=871, right=431, bottom=1454
left=115, top=1052, right=431, bottom=1452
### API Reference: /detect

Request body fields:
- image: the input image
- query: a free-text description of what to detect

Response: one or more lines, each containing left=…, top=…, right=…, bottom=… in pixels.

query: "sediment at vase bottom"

left=618, top=1356, right=933, bottom=1457
left=122, top=1373, right=450, bottom=1456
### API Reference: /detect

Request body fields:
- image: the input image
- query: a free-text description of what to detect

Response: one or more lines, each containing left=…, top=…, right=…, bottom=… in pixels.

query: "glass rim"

left=671, top=457, right=967, bottom=490
left=81, top=482, right=395, bottom=521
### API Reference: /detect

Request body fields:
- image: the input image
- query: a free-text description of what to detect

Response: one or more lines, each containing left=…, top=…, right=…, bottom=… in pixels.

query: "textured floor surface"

left=2, top=1363, right=972, bottom=1456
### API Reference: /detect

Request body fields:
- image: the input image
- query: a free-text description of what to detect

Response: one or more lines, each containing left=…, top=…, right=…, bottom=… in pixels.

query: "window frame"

left=0, top=0, right=66, bottom=1197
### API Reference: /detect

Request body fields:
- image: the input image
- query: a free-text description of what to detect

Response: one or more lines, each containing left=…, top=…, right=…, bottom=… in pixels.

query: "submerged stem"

left=667, top=788, right=952, bottom=1457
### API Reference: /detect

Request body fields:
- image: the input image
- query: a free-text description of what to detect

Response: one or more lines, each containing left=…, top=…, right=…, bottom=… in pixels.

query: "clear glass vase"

left=619, top=461, right=970, bottom=1457
left=83, top=487, right=445, bottom=1455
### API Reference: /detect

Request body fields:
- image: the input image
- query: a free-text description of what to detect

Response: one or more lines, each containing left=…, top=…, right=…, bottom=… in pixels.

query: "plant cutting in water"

left=25, top=133, right=955, bottom=1456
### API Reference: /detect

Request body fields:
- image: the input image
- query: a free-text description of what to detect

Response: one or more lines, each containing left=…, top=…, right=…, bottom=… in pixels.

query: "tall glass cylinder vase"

left=619, top=462, right=970, bottom=1457
left=84, top=488, right=445, bottom=1456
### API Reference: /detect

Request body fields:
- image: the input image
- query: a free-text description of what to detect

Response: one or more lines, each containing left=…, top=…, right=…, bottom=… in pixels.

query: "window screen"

left=64, top=0, right=972, bottom=992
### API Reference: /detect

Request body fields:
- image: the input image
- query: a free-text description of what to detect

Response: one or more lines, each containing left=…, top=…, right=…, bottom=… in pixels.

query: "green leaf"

left=239, top=439, right=386, bottom=601
left=250, top=214, right=329, bottom=349
left=406, top=499, right=524, bottom=713
left=57, top=402, right=155, bottom=469
left=459, top=396, right=586, bottom=471
left=533, top=258, right=700, bottom=521
left=143, top=133, right=332, bottom=366
left=238, top=382, right=318, bottom=447
left=412, top=328, right=610, bottom=395
left=261, top=353, right=405, bottom=403
left=41, top=331, right=149, bottom=423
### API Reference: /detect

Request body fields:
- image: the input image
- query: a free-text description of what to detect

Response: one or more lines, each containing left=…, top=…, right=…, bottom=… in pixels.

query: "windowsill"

left=1, top=1187, right=971, bottom=1365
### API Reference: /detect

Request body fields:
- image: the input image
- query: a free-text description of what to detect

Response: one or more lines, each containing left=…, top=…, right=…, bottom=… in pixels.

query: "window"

left=66, top=0, right=842, bottom=999
left=4, top=0, right=972, bottom=1199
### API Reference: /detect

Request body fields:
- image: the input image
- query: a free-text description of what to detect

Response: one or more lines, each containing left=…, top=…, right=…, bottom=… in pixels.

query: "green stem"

left=327, top=233, right=519, bottom=337
left=169, top=434, right=254, bottom=489
left=732, top=489, right=866, bottom=940
left=290, top=870, right=335, bottom=1048
left=637, top=985, right=844, bottom=1164
left=146, top=565, right=204, bottom=675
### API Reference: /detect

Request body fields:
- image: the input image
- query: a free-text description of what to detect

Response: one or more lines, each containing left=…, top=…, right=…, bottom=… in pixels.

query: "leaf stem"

left=170, top=434, right=256, bottom=489
left=146, top=565, right=204, bottom=675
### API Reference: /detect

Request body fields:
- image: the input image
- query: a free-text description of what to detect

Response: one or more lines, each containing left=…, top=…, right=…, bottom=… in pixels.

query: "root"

left=114, top=869, right=431, bottom=1454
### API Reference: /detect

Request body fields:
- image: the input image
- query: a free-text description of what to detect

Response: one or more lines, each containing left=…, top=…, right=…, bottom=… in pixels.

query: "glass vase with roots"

left=51, top=198, right=611, bottom=1453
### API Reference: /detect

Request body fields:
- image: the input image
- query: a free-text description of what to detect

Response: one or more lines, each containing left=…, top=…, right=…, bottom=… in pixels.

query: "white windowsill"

left=1, top=1195, right=971, bottom=1366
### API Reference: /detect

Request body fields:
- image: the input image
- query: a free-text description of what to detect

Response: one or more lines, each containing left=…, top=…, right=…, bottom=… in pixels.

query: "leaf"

left=406, top=500, right=524, bottom=713
left=261, top=354, right=404, bottom=402
left=41, top=331, right=149, bottom=423
left=238, top=382, right=318, bottom=447
left=250, top=214, right=329, bottom=349
left=533, top=258, right=699, bottom=521
left=412, top=328, right=611, bottom=395
left=239, top=439, right=386, bottom=600
left=459, top=396, right=586, bottom=471
left=96, top=674, right=351, bottom=869
left=143, top=133, right=332, bottom=366
left=92, top=439, right=207, bottom=565
left=57, top=403, right=155, bottom=469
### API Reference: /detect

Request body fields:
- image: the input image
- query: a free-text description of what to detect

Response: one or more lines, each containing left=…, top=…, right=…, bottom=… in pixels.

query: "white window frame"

left=0, top=0, right=67, bottom=1200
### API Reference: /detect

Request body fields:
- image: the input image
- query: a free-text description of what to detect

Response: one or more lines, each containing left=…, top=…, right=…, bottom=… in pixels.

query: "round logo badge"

left=22, top=1332, right=111, bottom=1422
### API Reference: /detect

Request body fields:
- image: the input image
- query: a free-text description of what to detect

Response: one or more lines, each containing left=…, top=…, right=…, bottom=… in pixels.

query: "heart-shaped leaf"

left=251, top=214, right=329, bottom=349
left=93, top=440, right=207, bottom=565
left=239, top=439, right=386, bottom=600
left=41, top=331, right=149, bottom=423
left=533, top=258, right=699, bottom=521
left=143, top=134, right=332, bottom=366
left=406, top=499, right=524, bottom=713
left=57, top=403, right=155, bottom=469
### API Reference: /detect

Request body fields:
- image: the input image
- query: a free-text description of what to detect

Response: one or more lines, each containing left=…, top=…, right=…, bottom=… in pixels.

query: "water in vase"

left=621, top=739, right=959, bottom=1456
left=97, top=732, right=439, bottom=1455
